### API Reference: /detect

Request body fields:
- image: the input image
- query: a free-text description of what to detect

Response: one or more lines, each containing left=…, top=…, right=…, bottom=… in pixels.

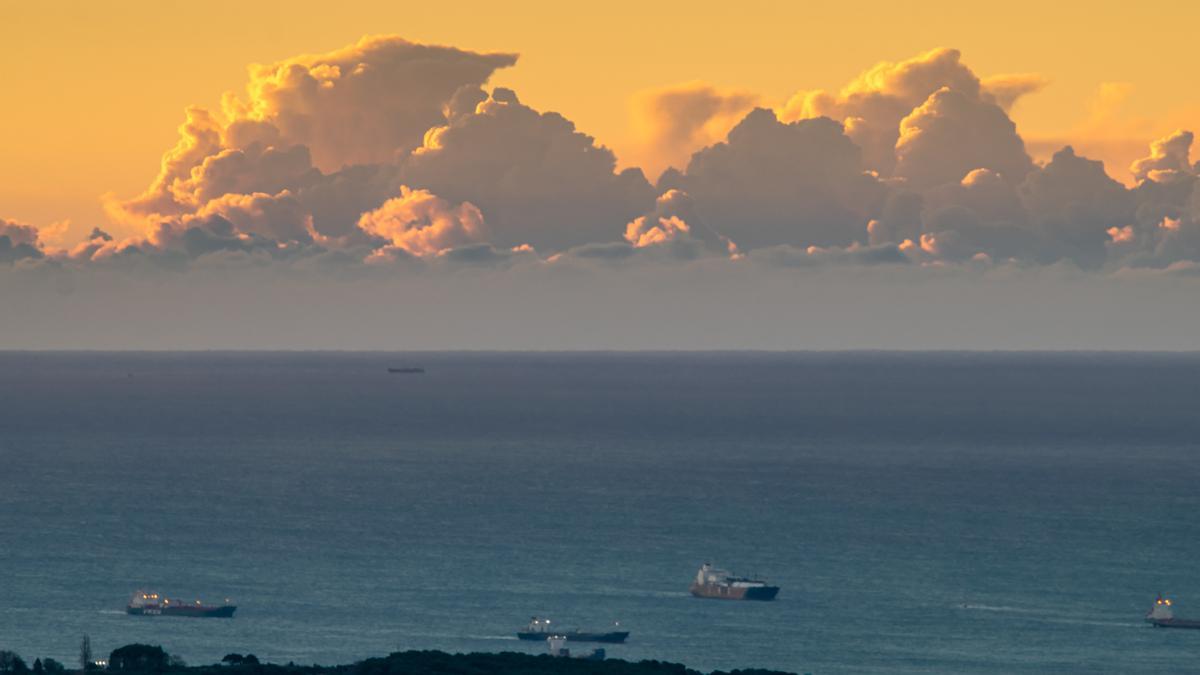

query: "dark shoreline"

left=0, top=649, right=797, bottom=675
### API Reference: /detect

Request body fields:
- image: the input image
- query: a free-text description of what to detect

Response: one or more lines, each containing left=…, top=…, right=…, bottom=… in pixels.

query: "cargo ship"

left=689, top=563, right=779, bottom=601
left=387, top=367, right=425, bottom=374
left=1146, top=595, right=1200, bottom=629
left=126, top=591, right=236, bottom=618
left=517, top=617, right=628, bottom=643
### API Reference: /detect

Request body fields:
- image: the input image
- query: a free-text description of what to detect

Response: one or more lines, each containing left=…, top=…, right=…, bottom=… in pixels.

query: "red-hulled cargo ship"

left=689, top=563, right=779, bottom=601
left=126, top=591, right=236, bottom=618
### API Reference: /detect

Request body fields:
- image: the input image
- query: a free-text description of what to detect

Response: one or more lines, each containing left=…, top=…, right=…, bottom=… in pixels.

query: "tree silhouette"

left=0, top=652, right=30, bottom=675
left=108, top=645, right=169, bottom=673
left=79, top=635, right=92, bottom=673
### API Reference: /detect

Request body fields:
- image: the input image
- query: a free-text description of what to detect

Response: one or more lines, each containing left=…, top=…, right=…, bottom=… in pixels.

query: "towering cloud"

left=400, top=88, right=655, bottom=252
left=112, top=36, right=516, bottom=225
left=781, top=48, right=1039, bottom=182
left=894, top=87, right=1033, bottom=189
left=116, top=108, right=225, bottom=218
left=221, top=36, right=518, bottom=171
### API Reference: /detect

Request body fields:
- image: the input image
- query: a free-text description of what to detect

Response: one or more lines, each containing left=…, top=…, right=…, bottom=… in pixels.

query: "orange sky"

left=2, top=0, right=1198, bottom=243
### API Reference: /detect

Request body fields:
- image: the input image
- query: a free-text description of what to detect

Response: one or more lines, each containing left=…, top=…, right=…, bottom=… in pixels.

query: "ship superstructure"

left=1146, top=594, right=1200, bottom=629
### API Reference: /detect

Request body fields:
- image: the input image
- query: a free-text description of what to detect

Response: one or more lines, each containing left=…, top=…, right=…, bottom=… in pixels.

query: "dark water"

left=3, top=352, right=1200, bottom=673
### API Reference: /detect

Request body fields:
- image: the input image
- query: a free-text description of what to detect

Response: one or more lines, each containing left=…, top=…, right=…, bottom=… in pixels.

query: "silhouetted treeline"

left=1, top=649, right=796, bottom=675
left=0, top=651, right=67, bottom=675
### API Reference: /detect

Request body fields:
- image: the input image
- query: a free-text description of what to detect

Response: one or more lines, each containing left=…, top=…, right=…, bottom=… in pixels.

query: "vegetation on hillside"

left=0, top=647, right=795, bottom=675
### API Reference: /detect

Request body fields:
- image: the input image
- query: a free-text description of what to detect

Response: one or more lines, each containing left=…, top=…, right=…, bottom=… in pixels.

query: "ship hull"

left=1148, top=618, right=1200, bottom=629
left=689, top=582, right=779, bottom=601
left=516, top=631, right=628, bottom=643
left=127, top=605, right=236, bottom=618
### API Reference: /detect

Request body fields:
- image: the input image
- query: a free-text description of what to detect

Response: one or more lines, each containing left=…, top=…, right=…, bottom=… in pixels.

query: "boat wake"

left=581, top=588, right=689, bottom=600
left=958, top=603, right=1133, bottom=628
left=957, top=603, right=1053, bottom=614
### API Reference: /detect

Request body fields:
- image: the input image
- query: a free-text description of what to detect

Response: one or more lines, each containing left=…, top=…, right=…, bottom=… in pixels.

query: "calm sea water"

left=3, top=352, right=1200, bottom=673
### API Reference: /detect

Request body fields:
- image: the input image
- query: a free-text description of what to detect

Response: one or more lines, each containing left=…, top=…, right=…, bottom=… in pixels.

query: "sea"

left=3, top=352, right=1200, bottom=674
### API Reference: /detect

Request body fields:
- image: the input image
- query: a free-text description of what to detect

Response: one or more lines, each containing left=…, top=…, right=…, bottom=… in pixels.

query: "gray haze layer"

left=2, top=262, right=1198, bottom=350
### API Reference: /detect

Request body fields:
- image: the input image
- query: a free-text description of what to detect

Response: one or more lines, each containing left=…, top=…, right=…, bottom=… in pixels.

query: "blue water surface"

left=2, top=352, right=1200, bottom=673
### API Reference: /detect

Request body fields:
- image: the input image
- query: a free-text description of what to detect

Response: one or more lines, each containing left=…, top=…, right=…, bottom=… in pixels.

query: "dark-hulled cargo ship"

left=1146, top=595, right=1200, bottom=628
left=127, top=591, right=236, bottom=618
left=517, top=617, right=628, bottom=643
left=689, top=563, right=779, bottom=601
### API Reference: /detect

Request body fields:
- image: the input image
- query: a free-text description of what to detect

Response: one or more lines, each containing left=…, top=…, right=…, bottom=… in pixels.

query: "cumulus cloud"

left=291, top=163, right=405, bottom=241
left=67, top=228, right=115, bottom=261
left=111, top=36, right=514, bottom=226
left=400, top=87, right=655, bottom=252
left=1130, top=130, right=1196, bottom=183
left=195, top=190, right=314, bottom=243
left=25, top=37, right=1200, bottom=279
left=780, top=48, right=1040, bottom=177
left=665, top=108, right=884, bottom=249
left=432, top=242, right=538, bottom=267
left=630, top=81, right=758, bottom=179
left=623, top=189, right=736, bottom=259
left=1018, top=146, right=1135, bottom=267
left=0, top=237, right=43, bottom=264
left=221, top=35, right=518, bottom=171
left=864, top=144, right=1147, bottom=269
left=866, top=191, right=923, bottom=247
left=0, top=218, right=44, bottom=264
left=357, top=186, right=486, bottom=258
left=103, top=37, right=657, bottom=262
left=894, top=87, right=1033, bottom=189
left=81, top=208, right=319, bottom=267
left=1, top=219, right=41, bottom=247
left=114, top=107, right=225, bottom=219
left=747, top=242, right=909, bottom=268
left=171, top=143, right=319, bottom=209
left=914, top=168, right=1035, bottom=261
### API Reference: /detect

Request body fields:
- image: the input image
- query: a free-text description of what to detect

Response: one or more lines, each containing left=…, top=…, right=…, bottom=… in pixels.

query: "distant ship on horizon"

left=126, top=591, right=236, bottom=618
left=387, top=367, right=426, bottom=374
left=689, top=563, right=779, bottom=601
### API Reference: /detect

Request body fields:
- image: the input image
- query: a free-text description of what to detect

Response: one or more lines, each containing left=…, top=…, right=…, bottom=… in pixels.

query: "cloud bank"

left=6, top=37, right=1193, bottom=276
left=3, top=36, right=1200, bottom=349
